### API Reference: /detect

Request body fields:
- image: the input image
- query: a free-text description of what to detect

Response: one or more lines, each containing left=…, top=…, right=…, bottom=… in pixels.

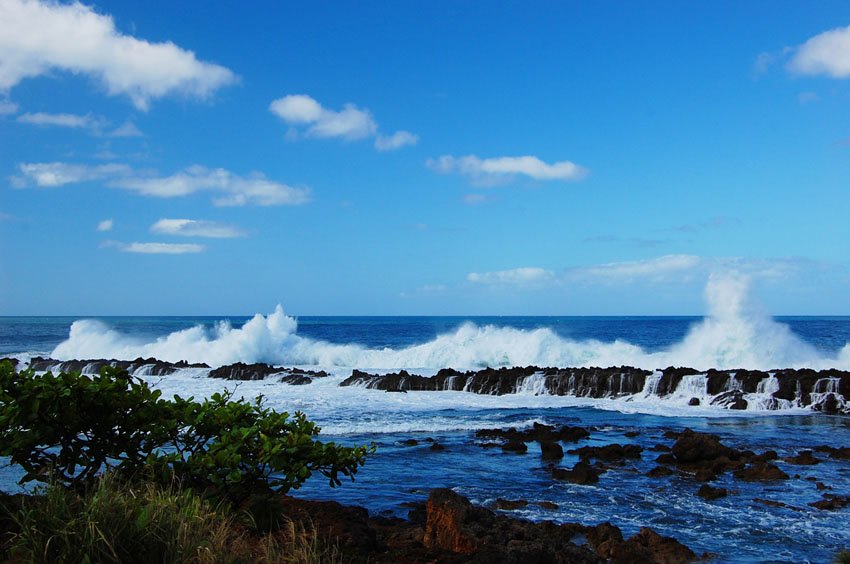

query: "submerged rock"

left=551, top=461, right=603, bottom=485
left=733, top=462, right=789, bottom=482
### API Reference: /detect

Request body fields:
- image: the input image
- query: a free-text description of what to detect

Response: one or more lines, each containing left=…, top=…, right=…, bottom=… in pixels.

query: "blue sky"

left=1, top=0, right=849, bottom=315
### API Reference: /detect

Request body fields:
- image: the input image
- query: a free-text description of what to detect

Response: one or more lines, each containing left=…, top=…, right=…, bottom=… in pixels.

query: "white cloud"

left=270, top=94, right=376, bottom=140
left=14, top=162, right=310, bottom=207
left=375, top=130, right=418, bottom=151
left=17, top=111, right=107, bottom=130
left=14, top=162, right=130, bottom=187
left=150, top=218, right=245, bottom=238
left=122, top=242, right=204, bottom=254
left=579, top=255, right=701, bottom=280
left=788, top=24, right=850, bottom=78
left=463, top=194, right=487, bottom=205
left=96, top=218, right=113, bottom=232
left=428, top=155, right=588, bottom=184
left=110, top=121, right=143, bottom=137
left=269, top=94, right=416, bottom=150
left=0, top=0, right=236, bottom=110
left=467, top=267, right=555, bottom=286
left=0, top=100, right=17, bottom=115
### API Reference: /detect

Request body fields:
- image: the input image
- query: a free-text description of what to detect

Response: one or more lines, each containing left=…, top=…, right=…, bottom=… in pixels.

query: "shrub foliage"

left=0, top=360, right=372, bottom=498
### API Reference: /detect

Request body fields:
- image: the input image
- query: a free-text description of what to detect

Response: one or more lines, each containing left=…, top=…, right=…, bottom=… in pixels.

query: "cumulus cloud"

left=0, top=0, right=236, bottom=110
left=269, top=94, right=416, bottom=150
left=96, top=218, right=113, bottom=232
left=467, top=267, right=555, bottom=286
left=788, top=24, right=850, bottom=78
left=14, top=162, right=310, bottom=207
left=270, top=94, right=376, bottom=140
left=428, top=155, right=588, bottom=184
left=17, top=111, right=107, bottom=130
left=375, top=130, right=418, bottom=151
left=150, top=218, right=245, bottom=238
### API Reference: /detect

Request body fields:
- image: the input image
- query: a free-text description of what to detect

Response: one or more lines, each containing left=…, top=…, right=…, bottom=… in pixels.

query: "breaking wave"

left=51, top=274, right=850, bottom=371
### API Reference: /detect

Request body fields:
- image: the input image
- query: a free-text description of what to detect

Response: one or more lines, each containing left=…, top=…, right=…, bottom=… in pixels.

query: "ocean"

left=2, top=282, right=850, bottom=562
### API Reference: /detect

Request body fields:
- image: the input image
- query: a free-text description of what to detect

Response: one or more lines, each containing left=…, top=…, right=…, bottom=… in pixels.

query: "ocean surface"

left=2, top=281, right=850, bottom=563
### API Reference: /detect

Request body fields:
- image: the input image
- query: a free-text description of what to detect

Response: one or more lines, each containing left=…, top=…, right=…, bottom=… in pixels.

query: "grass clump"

left=2, top=473, right=341, bottom=563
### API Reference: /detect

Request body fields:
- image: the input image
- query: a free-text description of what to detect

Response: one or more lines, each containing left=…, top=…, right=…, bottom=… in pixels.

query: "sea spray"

left=50, top=274, right=850, bottom=371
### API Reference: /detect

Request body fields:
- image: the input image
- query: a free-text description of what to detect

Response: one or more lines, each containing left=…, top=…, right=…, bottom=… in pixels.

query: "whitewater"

left=48, top=274, right=850, bottom=372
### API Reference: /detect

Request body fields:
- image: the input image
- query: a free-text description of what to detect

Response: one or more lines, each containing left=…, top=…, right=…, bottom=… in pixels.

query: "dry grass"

left=1, top=474, right=343, bottom=563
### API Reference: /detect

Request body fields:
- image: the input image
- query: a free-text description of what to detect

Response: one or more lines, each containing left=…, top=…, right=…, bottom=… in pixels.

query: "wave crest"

left=51, top=275, right=848, bottom=371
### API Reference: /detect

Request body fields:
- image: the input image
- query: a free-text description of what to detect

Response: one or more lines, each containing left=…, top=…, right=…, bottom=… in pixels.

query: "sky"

left=1, top=0, right=850, bottom=316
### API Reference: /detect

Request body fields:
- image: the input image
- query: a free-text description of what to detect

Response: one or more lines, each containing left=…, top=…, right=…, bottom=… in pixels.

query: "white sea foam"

left=51, top=274, right=849, bottom=371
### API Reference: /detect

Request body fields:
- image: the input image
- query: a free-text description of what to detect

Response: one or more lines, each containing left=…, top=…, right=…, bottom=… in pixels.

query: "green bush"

left=0, top=360, right=372, bottom=500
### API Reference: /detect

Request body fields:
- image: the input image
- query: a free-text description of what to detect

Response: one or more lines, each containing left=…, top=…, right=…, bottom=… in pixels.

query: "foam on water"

left=50, top=274, right=850, bottom=372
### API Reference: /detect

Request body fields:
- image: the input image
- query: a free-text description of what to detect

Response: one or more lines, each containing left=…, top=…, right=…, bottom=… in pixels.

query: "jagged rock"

left=754, top=498, right=802, bottom=511
left=551, top=461, right=603, bottom=485
left=209, top=362, right=282, bottom=381
left=697, top=485, right=728, bottom=500
left=609, top=527, right=697, bottom=564
left=809, top=494, right=850, bottom=510
left=783, top=450, right=822, bottom=465
left=539, top=440, right=564, bottom=460
left=569, top=443, right=643, bottom=464
left=672, top=429, right=742, bottom=464
left=422, top=488, right=603, bottom=562
left=710, top=390, right=748, bottom=410
left=536, top=501, right=559, bottom=510
left=491, top=498, right=528, bottom=510
left=502, top=440, right=527, bottom=454
left=688, top=397, right=700, bottom=406
left=813, top=445, right=850, bottom=460
left=733, top=462, right=789, bottom=482
left=647, top=466, right=675, bottom=478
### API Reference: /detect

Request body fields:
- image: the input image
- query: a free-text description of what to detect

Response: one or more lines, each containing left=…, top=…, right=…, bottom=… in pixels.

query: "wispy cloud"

left=798, top=91, right=820, bottom=104
left=0, top=100, right=19, bottom=115
left=463, top=194, right=488, bottom=206
left=14, top=162, right=310, bottom=207
left=13, top=162, right=131, bottom=187
left=110, top=121, right=143, bottom=138
left=0, top=0, right=236, bottom=110
left=150, top=219, right=245, bottom=238
left=462, top=255, right=809, bottom=291
left=467, top=267, right=555, bottom=286
left=17, top=111, right=108, bottom=131
left=787, top=24, right=850, bottom=78
left=103, top=241, right=205, bottom=255
left=269, top=94, right=416, bottom=150
left=428, top=155, right=588, bottom=185
left=583, top=235, right=666, bottom=248
left=375, top=130, right=418, bottom=151
left=96, top=219, right=113, bottom=232
left=576, top=254, right=701, bottom=280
